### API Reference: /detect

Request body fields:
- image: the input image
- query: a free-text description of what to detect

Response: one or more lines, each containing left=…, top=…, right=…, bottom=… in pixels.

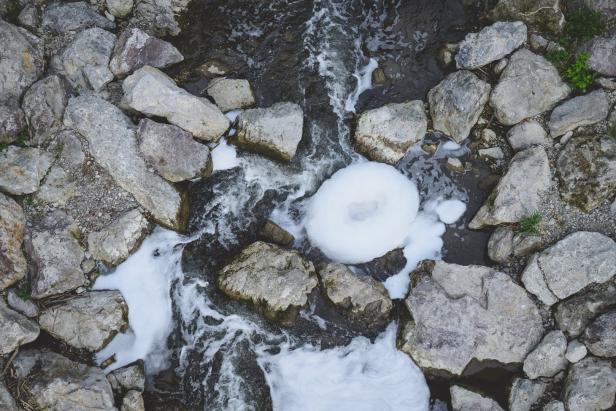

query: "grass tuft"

left=518, top=213, right=543, bottom=235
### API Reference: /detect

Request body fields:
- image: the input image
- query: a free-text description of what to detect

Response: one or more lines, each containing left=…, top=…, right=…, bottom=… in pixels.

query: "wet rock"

left=488, top=0, right=565, bottom=33
left=522, top=232, right=616, bottom=306
left=400, top=261, right=544, bottom=376
left=0, top=299, right=39, bottom=354
left=469, top=146, right=550, bottom=228
left=556, top=135, right=616, bottom=212
left=0, top=380, right=17, bottom=411
left=110, top=28, right=183, bottom=77
left=13, top=349, right=115, bottom=410
left=548, top=90, right=609, bottom=137
left=490, top=49, right=569, bottom=126
left=218, top=241, right=318, bottom=326
left=107, top=361, right=145, bottom=392
left=587, top=35, right=616, bottom=77
left=7, top=289, right=38, bottom=318
left=354, top=100, right=427, bottom=164
left=137, top=118, right=212, bottom=182
left=583, top=310, right=616, bottom=357
left=566, top=340, right=587, bottom=363
left=22, top=75, right=68, bottom=145
left=0, top=104, right=26, bottom=144
left=507, top=120, right=551, bottom=151
left=234, top=102, right=304, bottom=162
left=564, top=357, right=616, bottom=411
left=87, top=208, right=149, bottom=265
left=450, top=385, right=504, bottom=411
left=207, top=78, right=256, bottom=112
left=260, top=220, right=294, bottom=247
left=523, top=330, right=568, bottom=379
left=64, top=94, right=186, bottom=230
left=0, top=193, right=27, bottom=291
left=509, top=378, right=548, bottom=411
left=123, top=66, right=229, bottom=142
left=107, top=0, right=133, bottom=18
left=130, top=0, right=190, bottom=37
left=319, top=263, right=392, bottom=327
left=455, top=21, right=527, bottom=69
left=41, top=1, right=115, bottom=33
left=0, top=146, right=52, bottom=195
left=122, top=390, right=145, bottom=411
left=487, top=226, right=514, bottom=263
left=51, top=27, right=116, bottom=92
left=428, top=70, right=491, bottom=143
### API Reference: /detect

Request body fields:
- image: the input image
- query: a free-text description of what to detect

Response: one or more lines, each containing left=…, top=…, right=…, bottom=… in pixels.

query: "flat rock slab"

left=207, top=78, right=255, bottom=112
left=456, top=21, right=527, bottom=69
left=0, top=146, right=52, bottom=195
left=0, top=193, right=27, bottom=290
left=0, top=300, right=39, bottom=355
left=548, top=90, right=609, bottom=137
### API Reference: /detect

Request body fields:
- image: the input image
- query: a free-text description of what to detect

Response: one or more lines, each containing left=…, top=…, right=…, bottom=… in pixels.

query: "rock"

left=130, top=0, right=190, bottom=37
left=522, top=232, right=616, bottom=306
left=0, top=104, right=26, bottom=144
left=455, top=21, right=527, bottom=69
left=0, top=380, right=17, bottom=411
left=478, top=147, right=504, bottom=160
left=22, top=75, right=68, bottom=145
left=106, top=0, right=133, bottom=18
left=587, top=35, right=616, bottom=77
left=566, top=340, right=588, bottom=363
left=564, top=357, right=616, bottom=411
left=487, top=226, right=514, bottom=263
left=469, top=146, right=550, bottom=228
left=446, top=157, right=464, bottom=172
left=556, top=135, right=616, bottom=212
left=13, top=349, right=115, bottom=410
left=109, top=28, right=183, bottom=77
left=354, top=101, right=427, bottom=164
left=488, top=0, right=565, bottom=33
left=137, top=118, right=212, bottom=182
left=218, top=241, right=318, bottom=326
left=64, top=94, right=186, bottom=230
left=41, top=1, right=115, bottom=33
left=39, top=291, right=128, bottom=351
left=490, top=49, right=569, bottom=126
left=207, top=78, right=256, bottom=112
left=400, top=261, right=544, bottom=376
left=51, top=27, right=116, bottom=92
left=234, top=102, right=304, bottom=162
left=87, top=208, right=149, bottom=265
left=197, top=60, right=230, bottom=77
left=543, top=401, right=565, bottom=411
left=16, top=5, right=38, bottom=31
left=428, top=70, right=491, bottom=143
left=0, top=300, right=39, bottom=354
left=123, top=66, right=229, bottom=142
left=260, top=220, right=294, bottom=247
left=583, top=311, right=616, bottom=357
left=319, top=263, right=392, bottom=327
left=583, top=0, right=616, bottom=17
left=493, top=58, right=508, bottom=74
left=598, top=77, right=616, bottom=90
left=507, top=120, right=551, bottom=151
left=450, top=385, right=504, bottom=411
left=548, top=90, right=609, bottom=137
left=107, top=361, right=145, bottom=392
left=122, top=390, right=145, bottom=411
left=7, top=289, right=39, bottom=318
left=523, top=330, right=568, bottom=379
left=0, top=193, right=27, bottom=291
left=512, top=234, right=543, bottom=257
left=509, top=378, right=548, bottom=411
left=0, top=146, right=52, bottom=195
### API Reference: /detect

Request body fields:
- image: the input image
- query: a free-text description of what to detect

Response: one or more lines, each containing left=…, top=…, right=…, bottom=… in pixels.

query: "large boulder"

left=0, top=146, right=52, bottom=195
left=548, top=90, right=609, bottom=137
left=522, top=330, right=568, bottom=379
left=206, top=78, right=256, bottom=112
left=521, top=232, right=616, bottom=306
left=64, top=94, right=186, bottom=230
left=469, top=146, right=550, bottom=228
left=233, top=102, right=304, bottom=162
left=41, top=1, right=115, bottom=34
left=353, top=100, right=427, bottom=164
left=490, top=49, right=569, bottom=126
left=507, top=119, right=551, bottom=151
left=488, top=0, right=565, bottom=33
left=399, top=261, right=544, bottom=376
left=564, top=357, right=616, bottom=411
left=586, top=35, right=616, bottom=77
left=122, top=66, right=229, bottom=141
left=455, top=21, right=527, bottom=69
left=427, top=70, right=491, bottom=143
left=0, top=300, right=39, bottom=355
left=218, top=241, right=318, bottom=326
left=0, top=193, right=27, bottom=290
left=450, top=385, right=504, bottom=411
left=22, top=75, right=68, bottom=145
left=583, top=310, right=616, bottom=357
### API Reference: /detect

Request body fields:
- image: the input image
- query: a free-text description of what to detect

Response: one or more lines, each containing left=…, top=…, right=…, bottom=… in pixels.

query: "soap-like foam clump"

left=305, top=162, right=419, bottom=264
left=211, top=138, right=239, bottom=171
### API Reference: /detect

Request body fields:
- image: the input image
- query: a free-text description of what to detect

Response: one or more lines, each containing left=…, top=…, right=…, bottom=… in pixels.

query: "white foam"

left=344, top=58, right=378, bottom=113
left=211, top=138, right=239, bottom=171
left=435, top=199, right=466, bottom=224
left=225, top=110, right=241, bottom=123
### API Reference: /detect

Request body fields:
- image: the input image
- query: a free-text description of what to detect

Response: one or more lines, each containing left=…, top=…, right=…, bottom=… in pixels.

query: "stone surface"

left=509, top=378, right=548, bottom=411
left=523, top=330, right=568, bottom=379
left=7, top=291, right=38, bottom=321
left=106, top=0, right=133, bottom=18
left=548, top=90, right=609, bottom=137
left=234, top=102, right=304, bottom=162
left=0, top=299, right=39, bottom=355
left=522, top=232, right=616, bottom=306
left=0, top=104, right=26, bottom=144
left=354, top=101, right=427, bottom=164
left=469, top=146, right=550, bottom=228
left=0, top=380, right=17, bottom=411
left=455, top=21, right=527, bottom=69
left=587, top=35, right=616, bottom=77
left=0, top=193, right=27, bottom=291
left=22, top=75, right=68, bottom=145
left=490, top=49, right=569, bottom=126
left=218, top=241, right=318, bottom=325
left=487, top=226, right=514, bottom=263
left=122, top=390, right=145, bottom=411
left=478, top=147, right=504, bottom=160
left=566, top=340, right=588, bottom=363
left=583, top=310, right=616, bottom=357
left=123, top=66, right=228, bottom=141
left=488, top=0, right=565, bottom=33
left=400, top=261, right=544, bottom=375
left=137, top=118, right=212, bottom=182
left=507, top=120, right=551, bottom=151
left=110, top=28, right=183, bottom=77
left=130, top=0, right=190, bottom=37
left=542, top=401, right=565, bottom=411
left=0, top=146, right=52, bottom=195
left=107, top=361, right=145, bottom=392
left=564, top=357, right=616, bottom=411
left=260, top=220, right=294, bottom=247
left=428, top=70, right=491, bottom=143
left=512, top=234, right=543, bottom=258
left=450, top=385, right=504, bottom=411
left=41, top=1, right=115, bottom=33
left=207, top=78, right=256, bottom=112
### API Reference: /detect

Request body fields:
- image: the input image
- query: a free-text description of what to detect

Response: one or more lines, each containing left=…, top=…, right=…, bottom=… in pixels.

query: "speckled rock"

left=129, top=0, right=190, bottom=37
left=107, top=361, right=145, bottom=392
left=41, top=1, right=115, bottom=33
left=207, top=78, right=255, bottom=112
left=0, top=299, right=39, bottom=355
left=509, top=378, right=548, bottom=411
left=564, top=357, right=616, bottom=411
left=583, top=310, right=616, bottom=357
left=122, top=390, right=145, bottom=411
left=487, top=226, right=514, bottom=263
left=450, top=385, right=504, bottom=411
left=548, top=90, right=609, bottom=137
left=0, top=193, right=27, bottom=291
left=106, top=0, right=133, bottom=18
left=0, top=104, right=26, bottom=144
left=566, top=340, right=588, bottom=363
left=455, top=21, right=527, bottom=69
left=587, top=35, right=616, bottom=77
left=523, top=330, right=568, bottom=379
left=0, top=146, right=52, bottom=195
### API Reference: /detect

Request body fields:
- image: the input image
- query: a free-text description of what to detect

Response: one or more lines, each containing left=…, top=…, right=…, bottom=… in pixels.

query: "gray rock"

left=130, top=0, right=190, bottom=37
left=319, top=263, right=392, bottom=327
left=564, top=357, right=616, bottom=411
left=557, top=135, right=616, bottom=212
left=51, top=27, right=116, bottom=92
left=583, top=0, right=616, bottom=17
left=455, top=21, right=527, bottom=69
left=512, top=233, right=543, bottom=257
left=64, top=94, right=186, bottom=230
left=428, top=70, right=491, bottom=143
left=587, top=35, right=616, bottom=77
left=0, top=193, right=27, bottom=291
left=490, top=49, right=569, bottom=126
left=469, top=146, right=551, bottom=228
left=22, top=75, right=68, bottom=145
left=207, top=78, right=256, bottom=112
left=0, top=380, right=17, bottom=411
left=507, top=120, right=551, bottom=151
left=509, top=378, right=548, bottom=411
left=548, top=90, right=610, bottom=137
left=107, top=361, right=145, bottom=392
left=522, top=232, right=616, bottom=306
left=0, top=299, right=39, bottom=354
left=137, top=118, right=212, bottom=182
left=106, top=0, right=133, bottom=18
left=523, top=330, right=568, bottom=379
left=218, top=241, right=318, bottom=326
left=0, top=104, right=26, bottom=144
left=583, top=310, right=616, bottom=357
left=122, top=390, right=145, bottom=411
left=478, top=147, right=505, bottom=160
left=488, top=0, right=565, bottom=33
left=450, top=385, right=504, bottom=411
left=566, top=340, right=588, bottom=363
left=7, top=289, right=39, bottom=318
left=109, top=28, right=183, bottom=77
left=493, top=58, right=508, bottom=74
left=260, top=220, right=294, bottom=247
left=354, top=100, right=427, bottom=164
left=197, top=60, right=230, bottom=77
left=0, top=146, right=52, bottom=195
left=17, top=5, right=40, bottom=31
left=234, top=102, right=304, bottom=162
left=543, top=400, right=565, bottom=411
left=41, top=1, right=115, bottom=33
left=87, top=208, right=149, bottom=265
left=400, top=261, right=544, bottom=375
left=487, top=226, right=514, bottom=263
left=123, top=66, right=229, bottom=142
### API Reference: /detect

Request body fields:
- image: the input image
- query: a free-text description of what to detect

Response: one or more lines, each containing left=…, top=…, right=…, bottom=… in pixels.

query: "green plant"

left=15, top=284, right=32, bottom=301
left=565, top=52, right=595, bottom=91
left=565, top=8, right=603, bottom=43
left=518, top=213, right=543, bottom=235
left=546, top=49, right=570, bottom=70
